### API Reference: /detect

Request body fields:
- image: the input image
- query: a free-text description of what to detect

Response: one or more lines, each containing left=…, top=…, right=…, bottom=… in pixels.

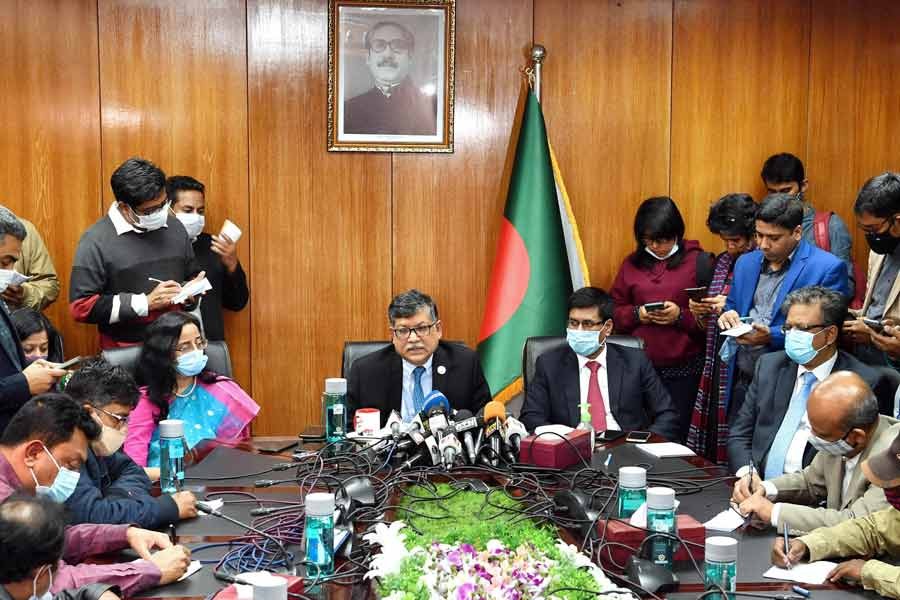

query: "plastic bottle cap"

left=619, top=466, right=646, bottom=488
left=646, top=487, right=676, bottom=510
left=325, top=378, right=347, bottom=394
left=705, top=536, right=738, bottom=562
left=158, top=419, right=184, bottom=439
left=306, top=492, right=335, bottom=516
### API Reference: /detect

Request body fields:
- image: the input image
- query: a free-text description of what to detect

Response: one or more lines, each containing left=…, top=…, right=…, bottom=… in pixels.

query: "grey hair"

left=388, top=289, right=438, bottom=325
left=0, top=206, right=26, bottom=242
left=781, top=285, right=848, bottom=328
left=841, top=388, right=880, bottom=431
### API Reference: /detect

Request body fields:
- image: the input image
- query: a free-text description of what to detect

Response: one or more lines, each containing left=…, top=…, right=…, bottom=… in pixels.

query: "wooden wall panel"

left=391, top=0, right=533, bottom=348
left=535, top=0, right=672, bottom=289
left=807, top=0, right=900, bottom=268
left=0, top=0, right=101, bottom=358
left=248, top=0, right=392, bottom=433
left=671, top=0, right=811, bottom=253
left=98, top=0, right=252, bottom=389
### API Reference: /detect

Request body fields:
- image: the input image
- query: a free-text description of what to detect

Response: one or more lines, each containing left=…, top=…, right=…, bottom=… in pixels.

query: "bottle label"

left=333, top=404, right=344, bottom=415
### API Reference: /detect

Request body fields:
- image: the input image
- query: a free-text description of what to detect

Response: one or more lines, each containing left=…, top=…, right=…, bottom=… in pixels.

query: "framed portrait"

left=328, top=0, right=455, bottom=153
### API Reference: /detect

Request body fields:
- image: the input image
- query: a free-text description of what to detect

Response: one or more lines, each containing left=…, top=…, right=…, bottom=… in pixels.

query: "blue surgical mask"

left=127, top=201, right=169, bottom=232
left=808, top=431, right=855, bottom=456
left=30, top=564, right=53, bottom=600
left=567, top=328, right=605, bottom=357
left=784, top=329, right=823, bottom=365
left=176, top=349, right=209, bottom=376
left=30, top=445, right=80, bottom=503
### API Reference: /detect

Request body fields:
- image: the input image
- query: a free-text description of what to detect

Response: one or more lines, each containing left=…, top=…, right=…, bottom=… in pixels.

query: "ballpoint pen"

left=148, top=277, right=164, bottom=283
left=783, top=522, right=792, bottom=569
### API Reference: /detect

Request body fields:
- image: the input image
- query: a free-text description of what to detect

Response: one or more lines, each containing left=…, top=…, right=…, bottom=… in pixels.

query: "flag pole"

left=531, top=44, right=546, bottom=102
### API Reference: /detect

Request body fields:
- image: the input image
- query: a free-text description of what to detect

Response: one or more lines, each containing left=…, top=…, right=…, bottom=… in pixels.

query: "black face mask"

left=866, top=230, right=900, bottom=255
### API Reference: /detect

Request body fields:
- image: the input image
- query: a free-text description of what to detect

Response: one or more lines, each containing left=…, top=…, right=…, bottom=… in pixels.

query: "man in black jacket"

left=520, top=287, right=680, bottom=440
left=348, top=289, right=491, bottom=426
left=0, top=493, right=121, bottom=600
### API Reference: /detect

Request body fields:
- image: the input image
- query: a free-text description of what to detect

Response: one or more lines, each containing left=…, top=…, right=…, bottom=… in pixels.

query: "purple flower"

left=447, top=550, right=462, bottom=568
left=455, top=582, right=475, bottom=600
left=460, top=543, right=476, bottom=556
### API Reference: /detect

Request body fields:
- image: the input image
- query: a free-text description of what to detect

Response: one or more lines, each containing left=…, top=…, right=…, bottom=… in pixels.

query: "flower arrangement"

left=364, top=484, right=632, bottom=600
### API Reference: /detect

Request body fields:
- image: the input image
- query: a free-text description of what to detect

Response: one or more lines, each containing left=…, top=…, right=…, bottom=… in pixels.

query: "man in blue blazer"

left=718, top=194, right=850, bottom=420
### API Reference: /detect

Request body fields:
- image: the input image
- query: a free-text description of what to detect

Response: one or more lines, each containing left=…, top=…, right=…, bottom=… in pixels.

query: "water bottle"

left=705, top=536, right=738, bottom=599
left=304, top=492, right=335, bottom=576
left=618, top=466, right=647, bottom=518
left=322, top=378, right=347, bottom=443
left=647, top=487, right=676, bottom=568
left=159, top=419, right=188, bottom=494
left=575, top=401, right=595, bottom=453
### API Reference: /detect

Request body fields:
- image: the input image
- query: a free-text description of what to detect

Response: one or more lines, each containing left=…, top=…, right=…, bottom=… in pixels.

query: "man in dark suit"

left=347, top=289, right=490, bottom=426
left=718, top=193, right=850, bottom=421
left=728, top=286, right=892, bottom=476
left=519, top=287, right=680, bottom=440
left=0, top=206, right=64, bottom=431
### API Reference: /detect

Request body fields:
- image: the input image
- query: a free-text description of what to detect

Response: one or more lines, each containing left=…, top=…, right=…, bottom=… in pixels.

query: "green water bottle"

left=647, top=487, right=676, bottom=568
left=618, top=466, right=647, bottom=518
left=705, top=536, right=737, bottom=599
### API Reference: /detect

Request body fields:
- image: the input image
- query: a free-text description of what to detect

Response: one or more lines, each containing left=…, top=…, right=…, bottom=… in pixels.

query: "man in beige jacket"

left=733, top=371, right=897, bottom=534
left=0, top=211, right=59, bottom=312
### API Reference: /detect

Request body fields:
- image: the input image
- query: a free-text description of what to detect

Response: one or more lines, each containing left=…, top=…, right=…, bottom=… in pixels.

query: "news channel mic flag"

left=337, top=5, right=445, bottom=144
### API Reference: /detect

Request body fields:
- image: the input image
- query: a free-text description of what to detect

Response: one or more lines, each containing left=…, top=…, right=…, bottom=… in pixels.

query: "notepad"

left=704, top=508, right=746, bottom=532
left=720, top=322, right=753, bottom=337
left=636, top=442, right=696, bottom=458
left=763, top=561, right=838, bottom=585
left=220, top=219, right=242, bottom=243
left=172, top=277, right=212, bottom=304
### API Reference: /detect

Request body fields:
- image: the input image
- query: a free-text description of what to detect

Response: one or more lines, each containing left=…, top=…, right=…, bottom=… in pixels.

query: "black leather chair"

left=876, top=366, right=900, bottom=416
left=101, top=340, right=234, bottom=379
left=522, top=335, right=645, bottom=392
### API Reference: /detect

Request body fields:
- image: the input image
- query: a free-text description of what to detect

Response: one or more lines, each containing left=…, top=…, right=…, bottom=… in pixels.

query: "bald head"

left=807, top=371, right=879, bottom=455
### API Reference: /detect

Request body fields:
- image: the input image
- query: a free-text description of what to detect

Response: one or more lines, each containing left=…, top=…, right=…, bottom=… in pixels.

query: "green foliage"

left=378, top=553, right=427, bottom=600
left=546, top=561, right=602, bottom=599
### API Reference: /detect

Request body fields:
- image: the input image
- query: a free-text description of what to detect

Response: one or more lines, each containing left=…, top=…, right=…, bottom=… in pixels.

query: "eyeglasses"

left=370, top=38, right=411, bottom=53
left=96, top=407, right=129, bottom=430
left=780, top=323, right=827, bottom=335
left=129, top=201, right=169, bottom=217
left=858, top=214, right=898, bottom=234
left=392, top=321, right=439, bottom=340
left=567, top=318, right=605, bottom=329
left=175, top=338, right=208, bottom=354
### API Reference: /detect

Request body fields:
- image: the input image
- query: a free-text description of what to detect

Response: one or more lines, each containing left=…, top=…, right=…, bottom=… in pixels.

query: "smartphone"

left=684, top=287, right=708, bottom=302
left=625, top=431, right=652, bottom=443
left=863, top=318, right=886, bottom=334
left=597, top=430, right=626, bottom=442
left=643, top=302, right=666, bottom=312
left=53, top=356, right=83, bottom=370
left=298, top=426, right=326, bottom=442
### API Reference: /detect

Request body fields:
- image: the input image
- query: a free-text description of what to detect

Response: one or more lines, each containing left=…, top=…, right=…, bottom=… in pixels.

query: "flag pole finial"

left=530, top=44, right=546, bottom=103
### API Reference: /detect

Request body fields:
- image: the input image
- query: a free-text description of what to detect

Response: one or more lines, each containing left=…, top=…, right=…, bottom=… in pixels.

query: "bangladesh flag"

left=477, top=90, right=590, bottom=402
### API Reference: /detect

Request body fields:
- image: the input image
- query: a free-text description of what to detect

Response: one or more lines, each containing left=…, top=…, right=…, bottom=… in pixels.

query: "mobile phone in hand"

left=684, top=287, right=708, bottom=302
left=53, top=356, right=83, bottom=370
left=643, top=302, right=666, bottom=312
left=863, top=318, right=886, bottom=334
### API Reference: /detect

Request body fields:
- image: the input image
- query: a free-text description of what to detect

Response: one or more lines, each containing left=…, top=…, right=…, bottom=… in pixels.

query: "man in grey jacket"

left=732, top=370, right=897, bottom=534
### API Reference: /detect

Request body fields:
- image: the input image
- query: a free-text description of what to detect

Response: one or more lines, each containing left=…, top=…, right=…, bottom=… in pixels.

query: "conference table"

left=120, top=436, right=886, bottom=600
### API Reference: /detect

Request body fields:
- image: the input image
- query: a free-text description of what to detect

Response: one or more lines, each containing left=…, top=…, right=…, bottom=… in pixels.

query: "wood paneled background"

left=2, top=0, right=898, bottom=434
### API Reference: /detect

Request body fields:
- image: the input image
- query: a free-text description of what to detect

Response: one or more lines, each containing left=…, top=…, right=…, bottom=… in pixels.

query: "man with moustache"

left=343, top=21, right=437, bottom=136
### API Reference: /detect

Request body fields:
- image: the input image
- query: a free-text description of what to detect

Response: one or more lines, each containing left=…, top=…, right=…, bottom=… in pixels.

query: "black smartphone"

left=597, top=430, right=626, bottom=442
left=298, top=426, right=326, bottom=442
left=625, top=430, right=652, bottom=443
left=54, top=356, right=83, bottom=370
left=684, top=287, right=708, bottom=302
left=643, top=302, right=666, bottom=312
left=863, top=318, right=886, bottom=334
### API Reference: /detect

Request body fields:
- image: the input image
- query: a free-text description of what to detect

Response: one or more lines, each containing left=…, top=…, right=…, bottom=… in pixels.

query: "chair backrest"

left=522, top=334, right=645, bottom=392
left=341, top=341, right=391, bottom=379
left=877, top=366, right=900, bottom=416
left=101, top=340, right=233, bottom=379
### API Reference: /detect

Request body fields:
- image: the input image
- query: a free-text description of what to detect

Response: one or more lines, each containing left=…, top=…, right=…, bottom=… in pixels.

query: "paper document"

left=637, top=442, right=696, bottom=458
left=704, top=508, right=746, bottom=532
left=220, top=219, right=242, bottom=242
left=177, top=560, right=203, bottom=581
left=200, top=498, right=225, bottom=514
left=763, top=561, right=838, bottom=585
left=629, top=499, right=681, bottom=528
left=720, top=322, right=753, bottom=337
left=172, top=277, right=212, bottom=304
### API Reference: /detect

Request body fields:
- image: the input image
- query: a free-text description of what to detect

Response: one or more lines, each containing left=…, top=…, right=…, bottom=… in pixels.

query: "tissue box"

left=518, top=429, right=592, bottom=469
left=596, top=514, right=705, bottom=571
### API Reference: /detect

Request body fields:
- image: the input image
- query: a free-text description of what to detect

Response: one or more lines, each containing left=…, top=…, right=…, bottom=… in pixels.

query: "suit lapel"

left=605, top=345, right=623, bottom=419
left=740, top=252, right=765, bottom=315
left=842, top=417, right=889, bottom=508
left=389, top=351, right=403, bottom=414
left=0, top=303, right=22, bottom=370
left=765, top=360, right=798, bottom=457
left=825, top=456, right=844, bottom=508
left=561, top=350, right=581, bottom=425
left=863, top=253, right=885, bottom=310
left=771, top=242, right=809, bottom=321
left=432, top=344, right=448, bottom=393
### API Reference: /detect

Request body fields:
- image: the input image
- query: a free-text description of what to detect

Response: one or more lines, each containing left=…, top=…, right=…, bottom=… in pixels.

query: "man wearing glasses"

left=61, top=358, right=198, bottom=529
left=728, top=286, right=893, bottom=477
left=347, top=289, right=490, bottom=426
left=519, top=287, right=679, bottom=439
left=343, top=21, right=437, bottom=136
left=69, top=158, right=205, bottom=349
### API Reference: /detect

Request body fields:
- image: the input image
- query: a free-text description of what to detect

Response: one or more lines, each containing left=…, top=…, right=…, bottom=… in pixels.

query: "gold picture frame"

left=327, top=0, right=455, bottom=153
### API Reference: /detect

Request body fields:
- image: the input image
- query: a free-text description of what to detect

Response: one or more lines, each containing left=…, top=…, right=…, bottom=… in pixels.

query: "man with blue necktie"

left=347, top=289, right=491, bottom=426
left=728, top=286, right=892, bottom=476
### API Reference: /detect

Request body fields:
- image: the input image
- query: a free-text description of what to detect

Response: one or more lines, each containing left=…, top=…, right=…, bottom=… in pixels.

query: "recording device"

left=863, top=317, right=886, bottom=334
left=196, top=500, right=294, bottom=574
left=451, top=409, right=480, bottom=465
left=504, top=416, right=527, bottom=456
left=625, top=431, right=652, bottom=443
left=643, top=302, right=666, bottom=312
left=480, top=401, right=507, bottom=467
left=439, top=434, right=463, bottom=468
left=683, top=286, right=708, bottom=301
left=298, top=426, right=326, bottom=442
left=420, top=391, right=452, bottom=439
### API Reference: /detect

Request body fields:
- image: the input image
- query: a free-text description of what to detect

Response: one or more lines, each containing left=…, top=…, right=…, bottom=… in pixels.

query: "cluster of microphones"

left=356, top=392, right=527, bottom=471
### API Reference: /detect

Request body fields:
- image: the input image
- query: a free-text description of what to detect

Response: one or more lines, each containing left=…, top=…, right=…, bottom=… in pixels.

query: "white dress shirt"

left=576, top=346, right=620, bottom=430
left=782, top=351, right=839, bottom=474
left=401, top=355, right=433, bottom=422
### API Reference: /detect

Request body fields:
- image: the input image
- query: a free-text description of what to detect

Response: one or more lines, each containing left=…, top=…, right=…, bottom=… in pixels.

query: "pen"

left=746, top=462, right=756, bottom=495
left=783, top=522, right=792, bottom=569
left=604, top=454, right=612, bottom=469
left=148, top=277, right=164, bottom=284
left=168, top=523, right=177, bottom=545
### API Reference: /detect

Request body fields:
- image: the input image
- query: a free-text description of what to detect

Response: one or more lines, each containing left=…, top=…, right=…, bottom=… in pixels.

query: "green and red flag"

left=477, top=90, right=590, bottom=403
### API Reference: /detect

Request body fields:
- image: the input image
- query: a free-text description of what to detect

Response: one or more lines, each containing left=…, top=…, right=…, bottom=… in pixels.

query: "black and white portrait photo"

left=328, top=0, right=455, bottom=152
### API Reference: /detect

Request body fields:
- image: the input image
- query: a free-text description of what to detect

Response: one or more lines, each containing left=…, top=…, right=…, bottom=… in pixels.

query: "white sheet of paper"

left=172, top=277, right=212, bottom=305
left=220, top=219, right=242, bottom=243
left=534, top=424, right=575, bottom=437
left=629, top=499, right=681, bottom=528
left=763, top=561, right=838, bottom=585
left=720, top=322, right=753, bottom=337
left=637, top=442, right=696, bottom=458
left=704, top=508, right=746, bottom=532
left=177, top=560, right=203, bottom=581
left=6, top=271, right=31, bottom=286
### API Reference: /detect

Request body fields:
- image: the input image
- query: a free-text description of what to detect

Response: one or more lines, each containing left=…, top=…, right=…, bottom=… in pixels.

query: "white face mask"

left=175, top=212, right=205, bottom=241
left=127, top=201, right=169, bottom=232
left=30, top=564, right=53, bottom=600
left=644, top=242, right=679, bottom=261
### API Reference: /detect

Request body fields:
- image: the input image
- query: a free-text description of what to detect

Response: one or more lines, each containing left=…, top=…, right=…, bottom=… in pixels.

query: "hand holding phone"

left=863, top=318, right=886, bottom=334
left=643, top=302, right=666, bottom=312
left=53, top=356, right=84, bottom=370
left=684, top=287, right=708, bottom=302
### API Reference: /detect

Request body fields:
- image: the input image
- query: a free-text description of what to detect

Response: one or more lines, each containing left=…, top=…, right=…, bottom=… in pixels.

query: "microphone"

left=504, top=416, right=527, bottom=456
left=439, top=434, right=463, bottom=468
left=196, top=501, right=294, bottom=574
left=480, top=401, right=507, bottom=467
left=399, top=433, right=440, bottom=470
left=450, top=410, right=479, bottom=464
left=420, top=391, right=451, bottom=439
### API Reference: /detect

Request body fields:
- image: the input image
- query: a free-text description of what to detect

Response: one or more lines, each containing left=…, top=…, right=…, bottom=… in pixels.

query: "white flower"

left=364, top=521, right=419, bottom=580
left=486, top=539, right=505, bottom=554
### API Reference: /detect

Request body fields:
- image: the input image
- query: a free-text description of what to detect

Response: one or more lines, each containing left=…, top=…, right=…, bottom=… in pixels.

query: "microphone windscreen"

left=483, top=400, right=507, bottom=423
left=422, top=390, right=450, bottom=414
